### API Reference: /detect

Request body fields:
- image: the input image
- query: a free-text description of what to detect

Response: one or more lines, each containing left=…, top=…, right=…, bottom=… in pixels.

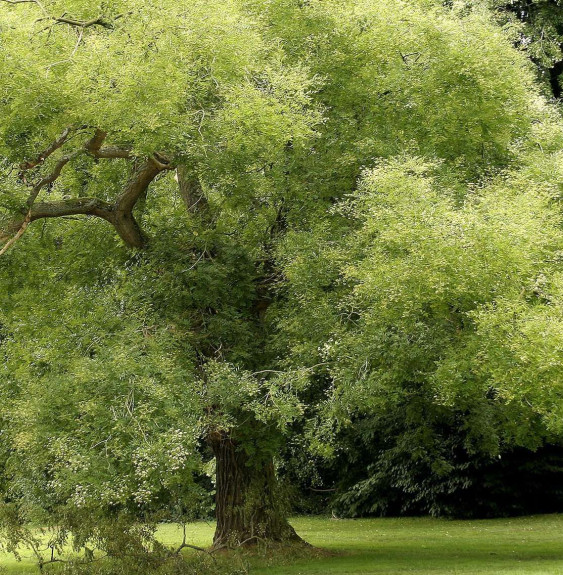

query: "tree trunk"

left=209, top=431, right=302, bottom=549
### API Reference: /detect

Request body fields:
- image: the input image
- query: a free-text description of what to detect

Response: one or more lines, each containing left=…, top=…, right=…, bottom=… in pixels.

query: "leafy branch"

left=1, top=129, right=174, bottom=254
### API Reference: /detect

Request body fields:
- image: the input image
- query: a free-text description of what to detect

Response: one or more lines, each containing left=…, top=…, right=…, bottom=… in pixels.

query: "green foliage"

left=468, top=0, right=563, bottom=97
left=0, top=0, right=317, bottom=156
left=1, top=0, right=563, bottom=561
left=252, top=0, right=543, bottom=210
left=277, top=152, right=563, bottom=476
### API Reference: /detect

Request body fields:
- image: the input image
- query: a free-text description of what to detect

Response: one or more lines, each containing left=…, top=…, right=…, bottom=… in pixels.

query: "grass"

left=2, top=515, right=563, bottom=574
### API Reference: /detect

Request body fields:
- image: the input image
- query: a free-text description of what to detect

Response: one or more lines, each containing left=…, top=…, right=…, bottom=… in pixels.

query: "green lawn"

left=2, top=515, right=563, bottom=574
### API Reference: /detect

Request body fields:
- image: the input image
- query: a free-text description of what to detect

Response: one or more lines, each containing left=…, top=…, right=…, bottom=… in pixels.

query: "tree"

left=1, top=0, right=562, bottom=561
left=0, top=0, right=318, bottom=552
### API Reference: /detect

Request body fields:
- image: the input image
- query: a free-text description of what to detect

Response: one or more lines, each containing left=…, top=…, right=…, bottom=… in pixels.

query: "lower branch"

left=0, top=198, right=114, bottom=251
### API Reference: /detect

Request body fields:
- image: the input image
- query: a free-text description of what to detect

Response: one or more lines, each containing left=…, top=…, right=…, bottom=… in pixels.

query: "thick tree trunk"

left=209, top=431, right=302, bottom=549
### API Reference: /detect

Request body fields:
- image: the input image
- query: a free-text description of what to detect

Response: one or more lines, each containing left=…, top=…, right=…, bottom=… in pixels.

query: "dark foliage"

left=286, top=415, right=563, bottom=519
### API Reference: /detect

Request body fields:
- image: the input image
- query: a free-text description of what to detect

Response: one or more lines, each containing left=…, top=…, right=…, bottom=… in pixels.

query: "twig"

left=182, top=251, right=205, bottom=272
left=399, top=50, right=421, bottom=68
left=174, top=524, right=217, bottom=562
left=71, top=28, right=84, bottom=56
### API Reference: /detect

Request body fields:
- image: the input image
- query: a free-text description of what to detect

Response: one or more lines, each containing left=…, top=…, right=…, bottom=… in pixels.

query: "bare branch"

left=39, top=11, right=128, bottom=71
left=108, top=156, right=174, bottom=247
left=71, top=28, right=84, bottom=56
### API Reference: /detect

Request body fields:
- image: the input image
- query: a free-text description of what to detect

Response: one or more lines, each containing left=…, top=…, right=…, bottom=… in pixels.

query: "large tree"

left=1, top=0, right=563, bottom=563
left=0, top=0, right=319, bottom=552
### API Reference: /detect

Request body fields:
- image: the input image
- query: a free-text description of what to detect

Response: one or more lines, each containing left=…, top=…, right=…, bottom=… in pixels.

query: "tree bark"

left=176, top=165, right=208, bottom=214
left=0, top=130, right=172, bottom=252
left=209, top=430, right=302, bottom=549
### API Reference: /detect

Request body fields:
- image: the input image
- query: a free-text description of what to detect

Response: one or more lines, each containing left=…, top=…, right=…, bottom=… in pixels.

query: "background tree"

left=276, top=146, right=563, bottom=517
left=455, top=0, right=563, bottom=98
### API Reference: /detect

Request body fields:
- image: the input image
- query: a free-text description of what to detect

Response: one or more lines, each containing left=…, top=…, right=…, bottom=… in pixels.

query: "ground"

left=2, top=515, right=563, bottom=574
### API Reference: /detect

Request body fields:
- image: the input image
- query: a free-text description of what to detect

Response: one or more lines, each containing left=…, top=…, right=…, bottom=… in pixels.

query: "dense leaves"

left=486, top=0, right=563, bottom=97
left=277, top=151, right=563, bottom=514
left=1, top=0, right=563, bottom=567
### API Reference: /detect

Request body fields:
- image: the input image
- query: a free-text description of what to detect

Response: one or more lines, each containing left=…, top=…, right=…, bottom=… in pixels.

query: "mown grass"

left=2, top=514, right=563, bottom=574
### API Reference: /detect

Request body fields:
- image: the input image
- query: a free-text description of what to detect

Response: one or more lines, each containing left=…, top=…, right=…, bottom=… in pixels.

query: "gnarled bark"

left=209, top=430, right=302, bottom=549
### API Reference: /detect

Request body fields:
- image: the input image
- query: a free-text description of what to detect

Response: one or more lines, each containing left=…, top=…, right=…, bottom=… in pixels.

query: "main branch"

left=1, top=130, right=173, bottom=253
left=30, top=198, right=114, bottom=221
left=111, top=156, right=173, bottom=248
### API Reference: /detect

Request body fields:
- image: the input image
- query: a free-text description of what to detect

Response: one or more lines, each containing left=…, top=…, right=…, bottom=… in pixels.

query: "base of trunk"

left=210, top=431, right=304, bottom=549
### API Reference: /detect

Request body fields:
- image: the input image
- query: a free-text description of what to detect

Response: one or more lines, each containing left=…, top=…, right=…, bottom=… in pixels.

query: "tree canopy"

left=1, top=0, right=563, bottom=568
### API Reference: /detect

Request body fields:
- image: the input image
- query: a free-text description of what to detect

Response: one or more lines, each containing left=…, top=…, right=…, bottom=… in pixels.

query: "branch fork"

left=1, top=129, right=174, bottom=253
